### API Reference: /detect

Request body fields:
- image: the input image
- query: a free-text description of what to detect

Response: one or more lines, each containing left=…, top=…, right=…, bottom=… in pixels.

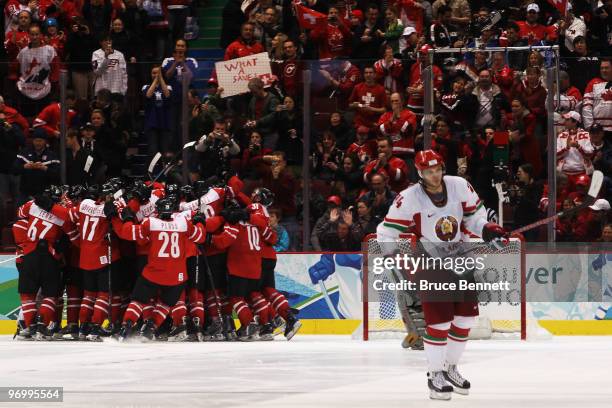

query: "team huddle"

left=12, top=176, right=301, bottom=343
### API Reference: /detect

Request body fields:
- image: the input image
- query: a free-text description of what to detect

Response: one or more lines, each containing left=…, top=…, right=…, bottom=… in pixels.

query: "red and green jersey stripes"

left=462, top=200, right=483, bottom=216
left=382, top=217, right=414, bottom=232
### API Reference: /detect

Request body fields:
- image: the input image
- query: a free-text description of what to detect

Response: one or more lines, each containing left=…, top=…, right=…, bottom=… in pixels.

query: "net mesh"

left=362, top=235, right=525, bottom=339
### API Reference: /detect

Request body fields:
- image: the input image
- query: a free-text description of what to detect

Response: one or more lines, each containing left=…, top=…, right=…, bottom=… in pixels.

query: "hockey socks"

left=231, top=297, right=253, bottom=327
left=123, top=301, right=144, bottom=324
left=55, top=296, right=64, bottom=323
left=79, top=291, right=96, bottom=323
left=19, top=294, right=37, bottom=327
left=249, top=292, right=271, bottom=325
left=423, top=323, right=450, bottom=372
left=91, top=292, right=110, bottom=325
left=171, top=292, right=187, bottom=327
left=446, top=316, right=474, bottom=365
left=39, top=297, right=56, bottom=326
left=66, top=285, right=82, bottom=324
left=141, top=298, right=155, bottom=321
left=188, top=288, right=204, bottom=325
left=152, top=303, right=171, bottom=328
left=110, top=295, right=123, bottom=324
left=262, top=287, right=289, bottom=319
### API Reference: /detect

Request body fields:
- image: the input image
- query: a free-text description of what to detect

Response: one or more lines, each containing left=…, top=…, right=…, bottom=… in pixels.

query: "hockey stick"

left=0, top=254, right=22, bottom=265
left=510, top=170, right=604, bottom=236
left=147, top=152, right=162, bottom=179
left=150, top=142, right=197, bottom=183
left=318, top=280, right=340, bottom=319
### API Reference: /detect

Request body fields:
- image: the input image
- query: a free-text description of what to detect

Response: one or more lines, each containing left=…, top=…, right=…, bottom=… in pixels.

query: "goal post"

left=359, top=233, right=538, bottom=341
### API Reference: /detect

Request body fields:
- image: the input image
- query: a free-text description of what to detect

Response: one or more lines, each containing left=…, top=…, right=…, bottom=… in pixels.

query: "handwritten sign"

left=215, top=53, right=273, bottom=97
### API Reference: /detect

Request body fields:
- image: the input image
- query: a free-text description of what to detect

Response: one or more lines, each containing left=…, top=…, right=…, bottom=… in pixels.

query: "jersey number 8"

left=158, top=232, right=180, bottom=258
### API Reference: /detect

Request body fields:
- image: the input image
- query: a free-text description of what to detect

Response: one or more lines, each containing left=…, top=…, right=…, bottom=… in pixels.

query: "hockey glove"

left=104, top=201, right=118, bottom=219
left=308, top=254, right=336, bottom=284
left=192, top=213, right=207, bottom=226
left=482, top=222, right=508, bottom=242
left=120, top=207, right=136, bottom=223
left=34, top=194, right=54, bottom=212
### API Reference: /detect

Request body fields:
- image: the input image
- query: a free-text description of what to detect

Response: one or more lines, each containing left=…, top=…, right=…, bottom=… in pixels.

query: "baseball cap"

left=327, top=195, right=342, bottom=207
left=32, top=128, right=48, bottom=140
left=527, top=3, right=540, bottom=13
left=402, top=26, right=417, bottom=37
left=357, top=125, right=370, bottom=134
left=562, top=111, right=581, bottom=122
left=80, top=122, right=95, bottom=131
left=45, top=18, right=58, bottom=27
left=589, top=199, right=611, bottom=211
left=590, top=123, right=604, bottom=132
left=207, top=77, right=218, bottom=87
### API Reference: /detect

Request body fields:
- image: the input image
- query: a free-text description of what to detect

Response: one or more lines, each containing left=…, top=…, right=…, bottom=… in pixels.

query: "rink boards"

left=1, top=252, right=611, bottom=335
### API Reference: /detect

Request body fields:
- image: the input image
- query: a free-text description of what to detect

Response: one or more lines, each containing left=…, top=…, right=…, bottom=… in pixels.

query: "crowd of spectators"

left=1, top=0, right=611, bottom=250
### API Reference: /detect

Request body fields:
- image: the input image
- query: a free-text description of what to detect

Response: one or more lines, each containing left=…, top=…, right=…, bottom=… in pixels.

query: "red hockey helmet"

left=415, top=149, right=444, bottom=172
left=575, top=174, right=590, bottom=187
left=419, top=44, right=433, bottom=58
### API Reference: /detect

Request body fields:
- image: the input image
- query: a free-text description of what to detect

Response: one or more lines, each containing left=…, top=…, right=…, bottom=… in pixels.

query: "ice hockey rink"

left=0, top=335, right=610, bottom=408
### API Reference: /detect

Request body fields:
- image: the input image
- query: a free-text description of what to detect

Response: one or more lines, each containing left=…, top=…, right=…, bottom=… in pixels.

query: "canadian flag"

left=294, top=4, right=327, bottom=30
left=547, top=0, right=569, bottom=15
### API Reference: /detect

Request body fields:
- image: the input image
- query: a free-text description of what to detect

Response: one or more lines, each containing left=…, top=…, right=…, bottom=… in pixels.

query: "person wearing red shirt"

left=364, top=136, right=410, bottom=193
left=503, top=98, right=543, bottom=177
left=310, top=5, right=352, bottom=60
left=392, top=0, right=425, bottom=35
left=374, top=45, right=403, bottom=94
left=516, top=3, right=556, bottom=45
left=490, top=51, right=515, bottom=101
left=318, top=60, right=361, bottom=108
left=349, top=66, right=387, bottom=130
left=512, top=66, right=547, bottom=118
left=4, top=10, right=31, bottom=81
left=347, top=125, right=377, bottom=165
left=406, top=45, right=443, bottom=117
left=0, top=96, right=29, bottom=134
left=224, top=22, right=264, bottom=61
left=275, top=39, right=302, bottom=100
left=33, top=91, right=76, bottom=138
left=377, top=92, right=416, bottom=159
left=38, top=0, right=81, bottom=28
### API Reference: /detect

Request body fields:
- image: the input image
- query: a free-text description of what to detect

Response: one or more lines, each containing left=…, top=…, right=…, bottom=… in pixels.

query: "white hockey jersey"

left=583, top=78, right=612, bottom=131
left=17, top=45, right=56, bottom=100
left=556, top=128, right=594, bottom=174
left=92, top=48, right=128, bottom=95
left=376, top=176, right=488, bottom=243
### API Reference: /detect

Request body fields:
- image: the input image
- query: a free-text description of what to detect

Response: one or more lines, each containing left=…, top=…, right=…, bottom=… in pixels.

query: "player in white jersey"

left=377, top=150, right=507, bottom=400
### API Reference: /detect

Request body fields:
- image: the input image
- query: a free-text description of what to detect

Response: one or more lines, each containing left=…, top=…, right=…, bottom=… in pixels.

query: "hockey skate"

left=427, top=371, right=453, bottom=400
left=284, top=310, right=302, bottom=341
left=138, top=320, right=157, bottom=342
left=116, top=321, right=135, bottom=342
left=55, top=323, right=79, bottom=341
left=223, top=316, right=238, bottom=341
left=190, top=317, right=205, bottom=342
left=85, top=324, right=104, bottom=342
left=203, top=318, right=225, bottom=341
left=443, top=364, right=471, bottom=395
left=258, top=323, right=275, bottom=341
left=78, top=322, right=92, bottom=340
left=14, top=321, right=34, bottom=341
left=271, top=315, right=285, bottom=336
left=236, top=322, right=259, bottom=341
left=35, top=321, right=57, bottom=341
left=167, top=325, right=189, bottom=342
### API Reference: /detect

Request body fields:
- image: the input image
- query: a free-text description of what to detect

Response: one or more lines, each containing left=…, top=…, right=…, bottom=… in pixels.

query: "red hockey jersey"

left=69, top=199, right=120, bottom=270
left=114, top=215, right=206, bottom=285
left=212, top=222, right=263, bottom=279
left=247, top=203, right=278, bottom=260
left=16, top=201, right=78, bottom=259
left=377, top=110, right=417, bottom=157
left=348, top=82, right=387, bottom=129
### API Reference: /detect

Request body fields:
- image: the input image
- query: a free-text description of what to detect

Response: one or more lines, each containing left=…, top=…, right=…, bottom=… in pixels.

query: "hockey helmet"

left=101, top=182, right=115, bottom=197
left=68, top=185, right=86, bottom=201
left=575, top=174, right=590, bottom=188
left=415, top=149, right=445, bottom=172
left=44, top=185, right=63, bottom=203
left=165, top=184, right=180, bottom=199
left=180, top=185, right=195, bottom=201
left=86, top=184, right=102, bottom=200
left=156, top=198, right=176, bottom=220
left=251, top=187, right=274, bottom=207
left=130, top=181, right=151, bottom=202
left=419, top=44, right=433, bottom=58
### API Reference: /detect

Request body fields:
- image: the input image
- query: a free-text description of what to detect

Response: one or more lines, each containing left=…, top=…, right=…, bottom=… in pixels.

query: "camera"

left=468, top=10, right=503, bottom=38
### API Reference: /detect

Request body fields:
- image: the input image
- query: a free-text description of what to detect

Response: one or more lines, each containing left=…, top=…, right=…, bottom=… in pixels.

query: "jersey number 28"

left=158, top=232, right=180, bottom=258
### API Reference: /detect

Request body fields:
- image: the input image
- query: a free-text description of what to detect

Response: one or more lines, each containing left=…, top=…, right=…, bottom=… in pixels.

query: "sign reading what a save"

left=215, top=52, right=273, bottom=97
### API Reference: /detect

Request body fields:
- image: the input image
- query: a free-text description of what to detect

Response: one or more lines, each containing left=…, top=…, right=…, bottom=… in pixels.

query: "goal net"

left=357, top=233, right=547, bottom=341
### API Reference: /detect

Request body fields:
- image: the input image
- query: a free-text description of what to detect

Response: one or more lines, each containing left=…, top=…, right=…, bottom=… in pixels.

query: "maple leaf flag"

left=294, top=4, right=327, bottom=30
left=547, top=0, right=569, bottom=15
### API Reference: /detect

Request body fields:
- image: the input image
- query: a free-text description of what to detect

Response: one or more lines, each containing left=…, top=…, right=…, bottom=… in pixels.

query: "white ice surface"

left=0, top=335, right=610, bottom=408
